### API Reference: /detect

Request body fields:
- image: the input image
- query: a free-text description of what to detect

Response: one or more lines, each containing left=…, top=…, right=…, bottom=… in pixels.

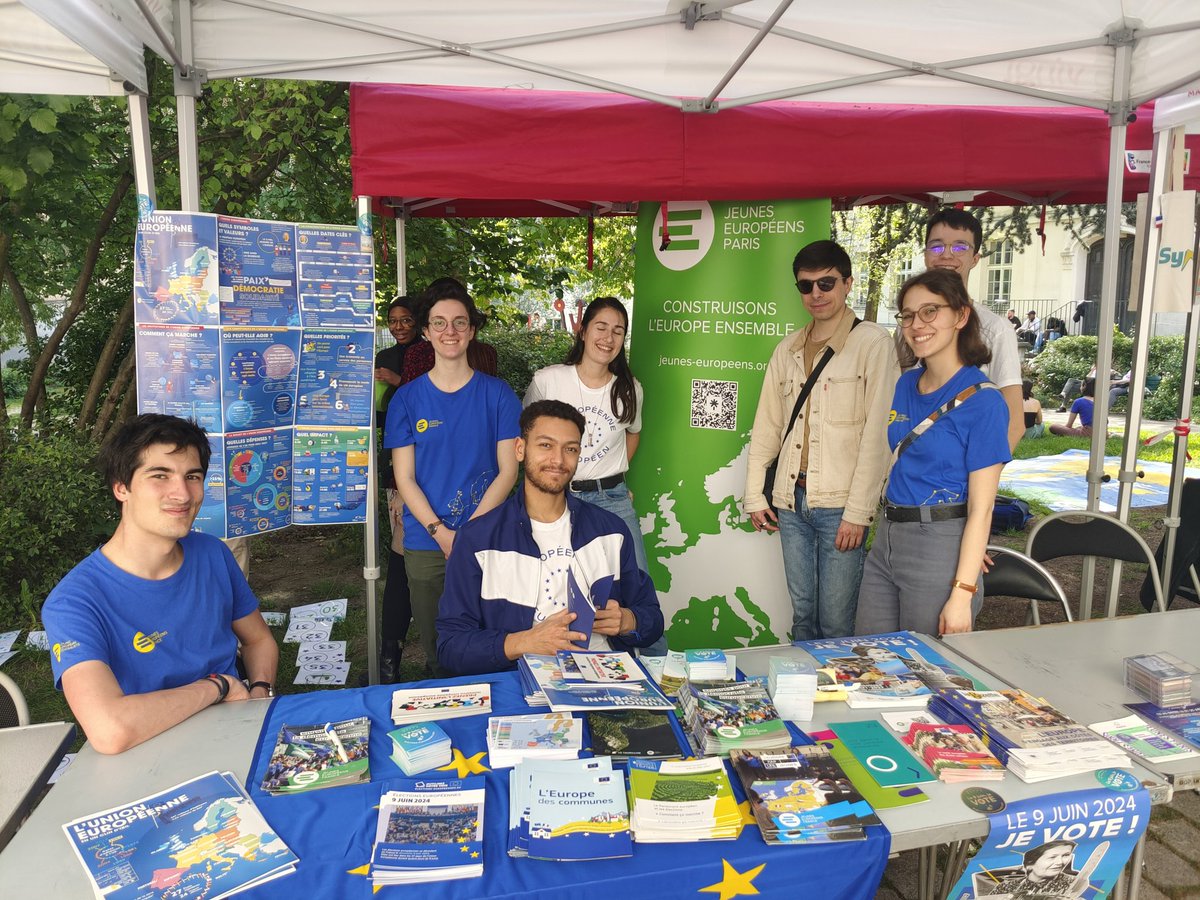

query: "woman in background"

left=855, top=270, right=1010, bottom=637
left=1022, top=379, right=1045, bottom=440
left=1050, top=379, right=1095, bottom=437
left=524, top=297, right=665, bottom=655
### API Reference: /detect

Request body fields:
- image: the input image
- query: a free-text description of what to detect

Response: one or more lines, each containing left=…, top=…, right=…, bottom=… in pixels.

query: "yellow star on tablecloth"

left=699, top=859, right=766, bottom=900
left=437, top=749, right=490, bottom=778
left=470, top=851, right=480, bottom=858
left=346, top=862, right=384, bottom=894
left=736, top=800, right=757, bottom=827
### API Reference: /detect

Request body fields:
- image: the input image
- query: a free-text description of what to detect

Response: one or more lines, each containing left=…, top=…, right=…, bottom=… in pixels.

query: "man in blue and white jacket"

left=437, top=400, right=664, bottom=675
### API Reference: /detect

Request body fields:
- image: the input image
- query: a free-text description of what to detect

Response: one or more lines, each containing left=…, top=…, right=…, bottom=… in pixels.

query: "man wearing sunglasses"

left=745, top=240, right=900, bottom=640
left=923, top=209, right=1024, bottom=450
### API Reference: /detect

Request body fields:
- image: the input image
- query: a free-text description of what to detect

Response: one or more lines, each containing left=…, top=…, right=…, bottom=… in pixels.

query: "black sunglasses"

left=795, top=276, right=842, bottom=295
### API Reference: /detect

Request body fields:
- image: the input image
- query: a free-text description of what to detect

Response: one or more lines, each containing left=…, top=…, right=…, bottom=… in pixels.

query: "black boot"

left=380, top=640, right=403, bottom=684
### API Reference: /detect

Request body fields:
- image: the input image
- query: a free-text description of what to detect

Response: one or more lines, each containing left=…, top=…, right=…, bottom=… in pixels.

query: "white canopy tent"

left=7, top=1, right=1200, bottom=636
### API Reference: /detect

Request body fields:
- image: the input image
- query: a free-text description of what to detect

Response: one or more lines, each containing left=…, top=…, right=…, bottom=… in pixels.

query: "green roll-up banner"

left=628, top=199, right=832, bottom=649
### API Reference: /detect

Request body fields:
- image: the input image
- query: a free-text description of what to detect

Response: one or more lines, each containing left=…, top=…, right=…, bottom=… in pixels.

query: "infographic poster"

left=134, top=211, right=374, bottom=537
left=217, top=217, right=299, bottom=326
left=134, top=212, right=219, bottom=325
left=221, top=327, right=301, bottom=431
left=296, top=329, right=373, bottom=427
left=134, top=324, right=221, bottom=431
left=225, top=428, right=293, bottom=537
left=293, top=427, right=372, bottom=524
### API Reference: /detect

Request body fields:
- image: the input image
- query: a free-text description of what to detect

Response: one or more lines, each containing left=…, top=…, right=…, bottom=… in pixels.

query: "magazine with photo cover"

left=261, top=716, right=371, bottom=793
left=586, top=709, right=683, bottom=760
left=370, top=777, right=485, bottom=886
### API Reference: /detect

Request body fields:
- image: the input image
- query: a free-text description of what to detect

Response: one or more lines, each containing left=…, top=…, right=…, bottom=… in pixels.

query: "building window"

left=986, top=241, right=1014, bottom=305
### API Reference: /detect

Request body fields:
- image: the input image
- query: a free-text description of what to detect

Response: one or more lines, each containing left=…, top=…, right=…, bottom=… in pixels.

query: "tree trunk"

left=0, top=362, right=8, bottom=438
left=5, top=265, right=49, bottom=414
left=92, top=348, right=137, bottom=442
left=77, top=294, right=134, bottom=431
left=20, top=169, right=134, bottom=426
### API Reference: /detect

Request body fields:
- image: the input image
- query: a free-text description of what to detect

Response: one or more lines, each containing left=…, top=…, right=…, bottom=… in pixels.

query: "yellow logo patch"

left=887, top=409, right=898, bottom=424
left=416, top=418, right=428, bottom=433
left=132, top=630, right=168, bottom=654
left=52, top=640, right=80, bottom=663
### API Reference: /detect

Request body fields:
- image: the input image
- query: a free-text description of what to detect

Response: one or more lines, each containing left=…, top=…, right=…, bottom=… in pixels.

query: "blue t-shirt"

left=1071, top=396, right=1095, bottom=427
left=885, top=365, right=1011, bottom=507
left=42, top=532, right=258, bottom=695
left=384, top=371, right=522, bottom=551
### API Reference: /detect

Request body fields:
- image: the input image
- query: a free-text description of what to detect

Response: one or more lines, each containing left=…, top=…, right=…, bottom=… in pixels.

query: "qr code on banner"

left=691, top=379, right=738, bottom=431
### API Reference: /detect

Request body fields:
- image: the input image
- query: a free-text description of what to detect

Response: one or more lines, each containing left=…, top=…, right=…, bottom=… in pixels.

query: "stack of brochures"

left=507, top=757, right=632, bottom=860
left=487, top=712, right=584, bottom=768
left=518, top=651, right=675, bottom=713
left=261, top=717, right=371, bottom=794
left=1125, top=700, right=1200, bottom=749
left=1089, top=714, right=1200, bottom=763
left=902, top=722, right=1006, bottom=782
left=730, top=746, right=877, bottom=843
left=517, top=654, right=562, bottom=706
left=391, top=683, right=492, bottom=725
left=685, top=649, right=729, bottom=681
left=370, top=777, right=485, bottom=886
left=586, top=709, right=683, bottom=760
left=1124, top=652, right=1196, bottom=707
left=627, top=757, right=743, bottom=842
left=930, top=688, right=1128, bottom=782
left=65, top=771, right=298, bottom=899
left=677, top=679, right=792, bottom=756
left=388, top=722, right=453, bottom=775
left=652, top=650, right=737, bottom=697
left=768, top=656, right=817, bottom=721
left=796, top=634, right=949, bottom=708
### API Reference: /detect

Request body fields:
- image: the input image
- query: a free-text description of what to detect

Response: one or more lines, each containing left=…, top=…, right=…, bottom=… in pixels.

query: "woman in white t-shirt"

left=525, top=298, right=645, bottom=549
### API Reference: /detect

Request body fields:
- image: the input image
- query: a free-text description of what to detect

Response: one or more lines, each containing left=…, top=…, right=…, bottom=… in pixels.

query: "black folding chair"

left=0, top=671, right=30, bottom=728
left=983, top=545, right=1073, bottom=626
left=1027, top=511, right=1166, bottom=618
left=1142, top=477, right=1200, bottom=611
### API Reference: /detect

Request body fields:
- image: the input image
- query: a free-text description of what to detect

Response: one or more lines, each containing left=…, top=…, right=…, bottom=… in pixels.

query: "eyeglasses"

left=925, top=241, right=974, bottom=256
left=795, top=276, right=843, bottom=294
left=895, top=303, right=951, bottom=327
left=388, top=316, right=415, bottom=327
left=429, top=317, right=472, bottom=333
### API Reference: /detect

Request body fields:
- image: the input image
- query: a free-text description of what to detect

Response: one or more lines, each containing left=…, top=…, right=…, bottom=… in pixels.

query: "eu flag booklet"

left=63, top=771, right=298, bottom=900
left=370, top=778, right=485, bottom=887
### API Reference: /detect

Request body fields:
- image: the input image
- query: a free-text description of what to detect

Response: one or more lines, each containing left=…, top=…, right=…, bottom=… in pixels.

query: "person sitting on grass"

left=1022, top=380, right=1045, bottom=440
left=42, top=414, right=278, bottom=754
left=1050, top=379, right=1096, bottom=437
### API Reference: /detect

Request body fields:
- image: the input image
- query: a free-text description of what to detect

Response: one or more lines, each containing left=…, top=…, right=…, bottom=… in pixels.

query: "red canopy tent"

left=350, top=83, right=1199, bottom=216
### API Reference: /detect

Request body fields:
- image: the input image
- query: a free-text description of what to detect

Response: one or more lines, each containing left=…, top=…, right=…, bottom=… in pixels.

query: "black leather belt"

left=884, top=503, right=968, bottom=524
left=570, top=473, right=625, bottom=493
left=795, top=472, right=807, bottom=490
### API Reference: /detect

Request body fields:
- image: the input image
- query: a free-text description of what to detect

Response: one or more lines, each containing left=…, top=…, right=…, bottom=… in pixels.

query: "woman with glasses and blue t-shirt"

left=385, top=282, right=521, bottom=677
left=524, top=297, right=666, bottom=655
left=855, top=269, right=1011, bottom=637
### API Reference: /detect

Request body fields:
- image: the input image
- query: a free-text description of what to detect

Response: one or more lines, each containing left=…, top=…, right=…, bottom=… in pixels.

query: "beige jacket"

left=744, top=309, right=899, bottom=526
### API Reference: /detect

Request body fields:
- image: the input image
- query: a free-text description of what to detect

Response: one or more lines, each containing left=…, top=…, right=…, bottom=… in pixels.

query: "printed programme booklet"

left=529, top=651, right=674, bottom=713
left=902, top=722, right=1006, bottom=782
left=677, top=679, right=791, bottom=756
left=627, top=756, right=743, bottom=843
left=64, top=770, right=298, bottom=900
left=487, top=713, right=584, bottom=768
left=1089, top=714, right=1200, bottom=763
left=261, top=716, right=371, bottom=793
left=391, top=683, right=492, bottom=725
left=370, top=777, right=485, bottom=887
left=508, top=757, right=632, bottom=861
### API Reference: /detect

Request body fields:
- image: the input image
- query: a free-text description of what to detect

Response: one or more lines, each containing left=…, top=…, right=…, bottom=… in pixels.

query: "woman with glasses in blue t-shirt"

left=855, top=269, right=1011, bottom=637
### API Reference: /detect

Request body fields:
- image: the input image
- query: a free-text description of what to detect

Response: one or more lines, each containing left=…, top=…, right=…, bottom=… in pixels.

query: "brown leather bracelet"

left=950, top=579, right=979, bottom=595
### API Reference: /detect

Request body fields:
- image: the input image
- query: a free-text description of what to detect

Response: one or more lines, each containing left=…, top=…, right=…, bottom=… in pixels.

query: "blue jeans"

left=572, top=483, right=667, bottom=656
left=776, top=485, right=865, bottom=640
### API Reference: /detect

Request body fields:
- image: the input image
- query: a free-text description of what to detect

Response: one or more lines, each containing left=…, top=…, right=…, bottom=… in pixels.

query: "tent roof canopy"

left=351, top=84, right=1200, bottom=218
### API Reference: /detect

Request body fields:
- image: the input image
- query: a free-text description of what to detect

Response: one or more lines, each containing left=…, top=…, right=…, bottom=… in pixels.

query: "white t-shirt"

left=524, top=364, right=644, bottom=481
left=974, top=303, right=1022, bottom=389
left=529, top=508, right=609, bottom=651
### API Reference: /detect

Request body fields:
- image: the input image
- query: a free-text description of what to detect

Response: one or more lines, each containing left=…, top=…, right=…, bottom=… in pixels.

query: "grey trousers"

left=854, top=514, right=984, bottom=636
left=405, top=548, right=451, bottom=678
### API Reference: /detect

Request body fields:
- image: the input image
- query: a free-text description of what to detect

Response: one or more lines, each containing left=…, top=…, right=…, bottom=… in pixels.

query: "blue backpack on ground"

left=991, top=495, right=1033, bottom=533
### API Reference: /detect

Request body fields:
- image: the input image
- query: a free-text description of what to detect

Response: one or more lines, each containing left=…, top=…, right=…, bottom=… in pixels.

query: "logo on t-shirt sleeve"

left=52, top=640, right=81, bottom=663
left=132, top=630, right=169, bottom=654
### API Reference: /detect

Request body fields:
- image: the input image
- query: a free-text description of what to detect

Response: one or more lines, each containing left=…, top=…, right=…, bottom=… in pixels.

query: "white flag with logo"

left=1154, top=190, right=1197, bottom=314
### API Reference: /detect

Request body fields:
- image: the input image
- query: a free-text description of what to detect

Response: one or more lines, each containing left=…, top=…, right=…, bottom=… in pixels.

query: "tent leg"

left=360, top=194, right=381, bottom=686
left=396, top=215, right=407, bottom=294
left=126, top=93, right=157, bottom=213
left=1083, top=42, right=1132, bottom=618
left=172, top=0, right=201, bottom=211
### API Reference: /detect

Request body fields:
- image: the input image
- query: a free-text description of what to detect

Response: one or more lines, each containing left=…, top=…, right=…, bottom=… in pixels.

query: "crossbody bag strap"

left=777, top=317, right=861, bottom=450
left=890, top=380, right=998, bottom=468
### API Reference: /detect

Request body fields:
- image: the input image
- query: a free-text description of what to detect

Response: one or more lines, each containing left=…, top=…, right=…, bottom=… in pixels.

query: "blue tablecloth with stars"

left=242, top=671, right=890, bottom=899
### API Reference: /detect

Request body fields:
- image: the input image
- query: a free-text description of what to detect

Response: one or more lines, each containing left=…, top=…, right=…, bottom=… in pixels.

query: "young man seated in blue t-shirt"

left=42, top=415, right=278, bottom=754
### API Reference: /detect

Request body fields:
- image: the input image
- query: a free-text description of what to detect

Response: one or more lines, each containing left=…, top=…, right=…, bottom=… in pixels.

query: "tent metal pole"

left=396, top=215, right=407, bottom=294
left=132, top=0, right=186, bottom=72
left=361, top=194, right=380, bottom=686
left=702, top=0, right=794, bottom=108
left=1080, top=39, right=1133, bottom=620
left=1160, top=132, right=1200, bottom=608
left=126, top=92, right=157, bottom=212
left=173, top=0, right=201, bottom=211
left=1106, top=127, right=1171, bottom=617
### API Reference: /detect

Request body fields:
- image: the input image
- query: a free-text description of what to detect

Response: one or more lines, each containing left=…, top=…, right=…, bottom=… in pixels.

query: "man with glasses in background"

left=922, top=209, right=1024, bottom=449
left=744, top=240, right=899, bottom=639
